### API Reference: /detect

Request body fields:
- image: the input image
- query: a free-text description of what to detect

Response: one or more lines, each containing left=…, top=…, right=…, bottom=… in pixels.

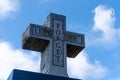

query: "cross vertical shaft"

left=42, top=14, right=68, bottom=77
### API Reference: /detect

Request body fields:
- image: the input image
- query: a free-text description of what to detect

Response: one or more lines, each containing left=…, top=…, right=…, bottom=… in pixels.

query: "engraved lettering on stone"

left=56, top=30, right=60, bottom=35
left=65, top=33, right=83, bottom=44
left=56, top=42, right=61, bottom=48
left=56, top=49, right=61, bottom=55
left=31, top=25, right=52, bottom=38
left=53, top=20, right=64, bottom=67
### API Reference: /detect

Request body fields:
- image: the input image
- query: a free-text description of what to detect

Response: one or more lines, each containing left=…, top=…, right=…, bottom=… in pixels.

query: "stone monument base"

left=7, top=69, right=80, bottom=80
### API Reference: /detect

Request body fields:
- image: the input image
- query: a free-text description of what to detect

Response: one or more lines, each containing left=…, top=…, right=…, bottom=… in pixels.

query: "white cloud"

left=0, top=40, right=107, bottom=80
left=67, top=51, right=107, bottom=80
left=0, top=0, right=20, bottom=20
left=93, top=5, right=115, bottom=33
left=0, top=41, right=40, bottom=80
left=88, top=5, right=120, bottom=48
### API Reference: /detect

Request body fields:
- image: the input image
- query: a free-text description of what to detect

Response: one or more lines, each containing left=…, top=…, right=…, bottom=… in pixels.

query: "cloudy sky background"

left=0, top=0, right=120, bottom=80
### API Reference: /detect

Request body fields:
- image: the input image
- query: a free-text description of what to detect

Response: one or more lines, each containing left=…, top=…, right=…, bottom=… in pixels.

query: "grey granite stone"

left=22, top=13, right=85, bottom=77
left=7, top=69, right=81, bottom=80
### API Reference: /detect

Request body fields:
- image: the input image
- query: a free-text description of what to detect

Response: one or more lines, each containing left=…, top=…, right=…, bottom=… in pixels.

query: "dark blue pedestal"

left=7, top=69, right=80, bottom=80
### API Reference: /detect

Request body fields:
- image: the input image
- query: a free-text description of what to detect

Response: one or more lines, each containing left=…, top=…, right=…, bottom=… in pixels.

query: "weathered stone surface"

left=22, top=24, right=52, bottom=52
left=7, top=69, right=81, bottom=80
left=64, top=32, right=85, bottom=57
left=22, top=13, right=85, bottom=77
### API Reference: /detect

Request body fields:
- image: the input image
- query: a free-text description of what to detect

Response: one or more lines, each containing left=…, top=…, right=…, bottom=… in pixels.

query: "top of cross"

left=43, top=13, right=66, bottom=29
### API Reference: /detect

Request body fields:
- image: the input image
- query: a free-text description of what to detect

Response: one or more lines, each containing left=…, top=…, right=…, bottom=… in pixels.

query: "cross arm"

left=64, top=31, right=85, bottom=58
left=22, top=23, right=53, bottom=52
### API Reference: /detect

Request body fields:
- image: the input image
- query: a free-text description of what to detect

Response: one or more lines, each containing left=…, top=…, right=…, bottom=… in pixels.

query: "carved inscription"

left=30, top=24, right=52, bottom=38
left=64, top=33, right=84, bottom=45
left=53, top=20, right=64, bottom=67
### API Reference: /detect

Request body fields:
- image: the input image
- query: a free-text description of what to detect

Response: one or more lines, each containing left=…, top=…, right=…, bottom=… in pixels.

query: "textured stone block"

left=7, top=69, right=80, bottom=80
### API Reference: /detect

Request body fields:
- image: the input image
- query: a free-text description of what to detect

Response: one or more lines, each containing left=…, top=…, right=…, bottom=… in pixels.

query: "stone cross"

left=22, top=13, right=85, bottom=77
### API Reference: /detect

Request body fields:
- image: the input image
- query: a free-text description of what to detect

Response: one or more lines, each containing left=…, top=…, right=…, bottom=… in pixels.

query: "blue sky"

left=0, top=0, right=120, bottom=80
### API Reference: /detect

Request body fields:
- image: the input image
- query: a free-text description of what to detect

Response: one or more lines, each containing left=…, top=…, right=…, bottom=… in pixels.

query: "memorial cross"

left=22, top=13, right=85, bottom=77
